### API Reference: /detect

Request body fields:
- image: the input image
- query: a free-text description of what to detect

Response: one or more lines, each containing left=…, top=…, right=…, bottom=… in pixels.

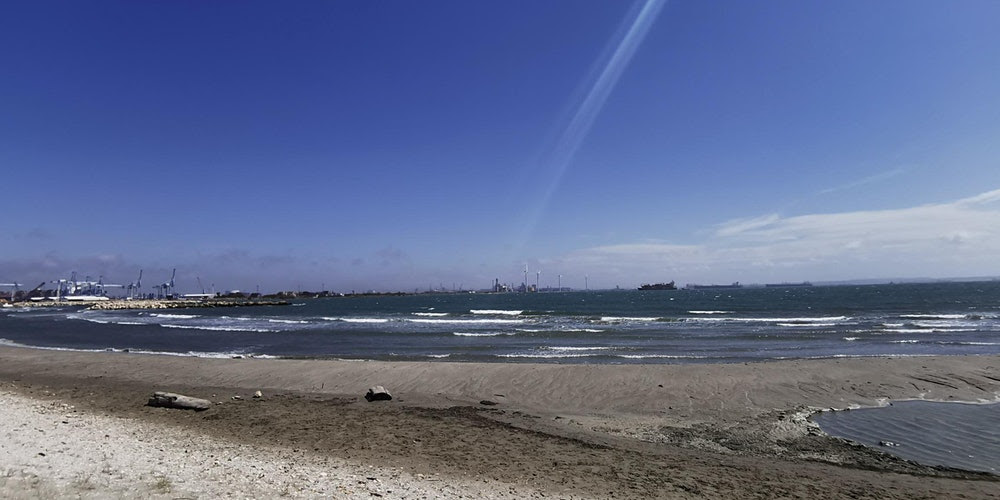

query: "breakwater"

left=89, top=299, right=290, bottom=310
left=4, top=299, right=290, bottom=310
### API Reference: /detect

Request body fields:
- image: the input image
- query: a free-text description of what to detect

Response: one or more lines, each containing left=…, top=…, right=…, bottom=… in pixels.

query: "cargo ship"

left=685, top=282, right=743, bottom=290
left=638, top=281, right=677, bottom=290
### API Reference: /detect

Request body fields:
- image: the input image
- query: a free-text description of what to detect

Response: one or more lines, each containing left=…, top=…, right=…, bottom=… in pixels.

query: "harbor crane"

left=156, top=269, right=176, bottom=299
left=96, top=276, right=124, bottom=297
left=127, top=269, right=143, bottom=300
left=0, top=282, right=22, bottom=302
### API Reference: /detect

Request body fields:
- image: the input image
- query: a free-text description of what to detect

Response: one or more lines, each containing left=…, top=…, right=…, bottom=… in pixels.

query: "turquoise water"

left=2, top=281, right=1000, bottom=362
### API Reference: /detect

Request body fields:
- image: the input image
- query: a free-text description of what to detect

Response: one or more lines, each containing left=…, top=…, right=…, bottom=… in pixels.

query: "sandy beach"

left=1, top=346, right=998, bottom=498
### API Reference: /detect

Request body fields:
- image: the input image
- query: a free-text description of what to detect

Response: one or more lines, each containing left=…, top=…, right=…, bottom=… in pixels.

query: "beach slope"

left=1, top=346, right=998, bottom=498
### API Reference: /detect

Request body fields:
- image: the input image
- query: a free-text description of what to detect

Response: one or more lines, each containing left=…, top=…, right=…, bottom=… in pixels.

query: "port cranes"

left=154, top=268, right=176, bottom=299
left=126, top=269, right=143, bottom=300
left=0, top=282, right=22, bottom=302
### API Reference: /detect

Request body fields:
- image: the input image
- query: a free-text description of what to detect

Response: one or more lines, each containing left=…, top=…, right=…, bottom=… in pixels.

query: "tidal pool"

left=813, top=400, right=1000, bottom=474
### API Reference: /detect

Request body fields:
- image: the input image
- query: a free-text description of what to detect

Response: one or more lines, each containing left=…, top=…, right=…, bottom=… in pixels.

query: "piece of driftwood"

left=365, top=385, right=392, bottom=402
left=147, top=391, right=212, bottom=411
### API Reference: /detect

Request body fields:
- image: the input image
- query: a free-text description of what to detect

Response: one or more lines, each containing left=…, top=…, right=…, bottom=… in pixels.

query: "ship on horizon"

left=685, top=282, right=743, bottom=290
left=638, top=281, right=677, bottom=290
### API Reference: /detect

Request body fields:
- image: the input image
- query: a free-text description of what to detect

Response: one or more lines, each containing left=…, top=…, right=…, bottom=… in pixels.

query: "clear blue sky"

left=2, top=0, right=999, bottom=292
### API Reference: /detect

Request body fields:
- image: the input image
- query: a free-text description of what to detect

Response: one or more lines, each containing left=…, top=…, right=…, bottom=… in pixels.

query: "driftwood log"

left=147, top=391, right=212, bottom=411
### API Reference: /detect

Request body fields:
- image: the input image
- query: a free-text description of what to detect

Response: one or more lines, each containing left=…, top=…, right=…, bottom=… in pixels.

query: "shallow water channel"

left=812, top=400, right=1000, bottom=474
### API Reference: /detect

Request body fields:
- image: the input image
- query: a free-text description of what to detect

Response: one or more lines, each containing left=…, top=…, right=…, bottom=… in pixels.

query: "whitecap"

left=322, top=317, right=390, bottom=324
left=692, top=316, right=848, bottom=323
left=160, top=324, right=277, bottom=333
left=599, top=316, right=660, bottom=322
left=545, top=346, right=613, bottom=351
left=408, top=318, right=525, bottom=325
left=899, top=314, right=966, bottom=319
left=615, top=354, right=708, bottom=359
left=470, top=309, right=523, bottom=316
left=497, top=353, right=600, bottom=358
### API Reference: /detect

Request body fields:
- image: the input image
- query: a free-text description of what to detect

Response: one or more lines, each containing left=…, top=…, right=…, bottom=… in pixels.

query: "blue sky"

left=2, top=0, right=999, bottom=293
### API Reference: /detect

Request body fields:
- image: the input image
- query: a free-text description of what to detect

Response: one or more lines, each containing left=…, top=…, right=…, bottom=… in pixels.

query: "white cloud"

left=712, top=214, right=781, bottom=238
left=557, top=188, right=1000, bottom=284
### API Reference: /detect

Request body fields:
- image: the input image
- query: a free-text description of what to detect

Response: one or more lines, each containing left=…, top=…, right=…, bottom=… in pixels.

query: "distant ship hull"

left=685, top=282, right=743, bottom=290
left=638, top=281, right=676, bottom=290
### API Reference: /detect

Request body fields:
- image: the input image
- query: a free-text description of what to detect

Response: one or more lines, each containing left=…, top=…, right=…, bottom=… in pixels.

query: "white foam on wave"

left=497, top=352, right=600, bottom=359
left=912, top=321, right=978, bottom=329
left=892, top=339, right=920, bottom=343
left=843, top=337, right=859, bottom=341
left=784, top=353, right=938, bottom=360
left=160, top=324, right=278, bottom=333
left=412, top=312, right=449, bottom=317
left=0, top=338, right=275, bottom=359
left=68, top=314, right=154, bottom=327
left=600, top=316, right=660, bottom=322
left=425, top=353, right=451, bottom=358
left=322, top=317, right=390, bottom=324
left=452, top=332, right=514, bottom=337
left=546, top=346, right=613, bottom=351
left=267, top=319, right=310, bottom=324
left=150, top=313, right=200, bottom=319
left=73, top=316, right=111, bottom=324
left=691, top=316, right=849, bottom=323
left=777, top=322, right=841, bottom=327
left=884, top=328, right=978, bottom=334
left=470, top=309, right=523, bottom=316
left=899, top=314, right=967, bottom=319
left=616, top=354, right=709, bottom=359
left=408, top=318, right=525, bottom=325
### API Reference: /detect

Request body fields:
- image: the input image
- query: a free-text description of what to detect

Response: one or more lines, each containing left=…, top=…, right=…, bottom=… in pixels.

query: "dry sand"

left=1, top=346, right=998, bottom=498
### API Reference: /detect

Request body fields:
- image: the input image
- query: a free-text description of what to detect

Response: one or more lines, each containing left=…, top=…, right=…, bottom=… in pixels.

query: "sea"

left=2, top=280, right=1000, bottom=363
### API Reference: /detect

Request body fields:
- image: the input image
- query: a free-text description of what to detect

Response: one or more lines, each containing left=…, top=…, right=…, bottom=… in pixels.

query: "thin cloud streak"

left=817, top=167, right=906, bottom=195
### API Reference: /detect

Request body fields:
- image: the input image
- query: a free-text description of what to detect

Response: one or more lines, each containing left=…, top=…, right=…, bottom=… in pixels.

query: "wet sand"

left=1, top=346, right=999, bottom=498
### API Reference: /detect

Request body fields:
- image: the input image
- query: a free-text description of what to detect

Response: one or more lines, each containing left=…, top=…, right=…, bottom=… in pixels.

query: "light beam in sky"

left=515, top=0, right=668, bottom=252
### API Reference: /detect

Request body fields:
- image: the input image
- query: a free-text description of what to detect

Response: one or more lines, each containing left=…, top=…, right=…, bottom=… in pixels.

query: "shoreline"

left=1, top=346, right=998, bottom=498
